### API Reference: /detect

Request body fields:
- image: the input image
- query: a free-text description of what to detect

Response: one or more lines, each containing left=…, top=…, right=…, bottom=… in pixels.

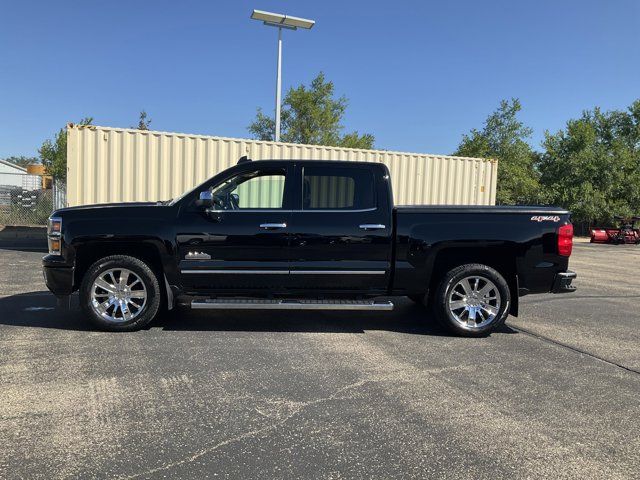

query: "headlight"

left=47, top=216, right=62, bottom=255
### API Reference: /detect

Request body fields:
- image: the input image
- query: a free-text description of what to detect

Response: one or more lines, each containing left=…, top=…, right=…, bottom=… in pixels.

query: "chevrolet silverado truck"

left=42, top=159, right=576, bottom=336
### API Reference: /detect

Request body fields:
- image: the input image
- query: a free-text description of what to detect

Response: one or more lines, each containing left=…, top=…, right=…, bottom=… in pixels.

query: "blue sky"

left=1, top=0, right=638, bottom=159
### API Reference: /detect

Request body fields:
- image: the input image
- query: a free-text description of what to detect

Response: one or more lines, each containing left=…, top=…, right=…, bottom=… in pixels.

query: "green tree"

left=39, top=117, right=93, bottom=181
left=455, top=98, right=543, bottom=205
left=134, top=110, right=152, bottom=130
left=539, top=100, right=640, bottom=228
left=2, top=155, right=39, bottom=168
left=248, top=72, right=374, bottom=149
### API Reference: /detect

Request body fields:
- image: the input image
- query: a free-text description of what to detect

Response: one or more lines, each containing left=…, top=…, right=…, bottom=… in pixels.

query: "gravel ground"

left=0, top=242, right=638, bottom=479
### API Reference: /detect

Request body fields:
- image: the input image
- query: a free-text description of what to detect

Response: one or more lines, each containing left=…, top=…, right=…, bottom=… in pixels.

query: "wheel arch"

left=72, top=240, right=165, bottom=290
left=427, top=246, right=519, bottom=317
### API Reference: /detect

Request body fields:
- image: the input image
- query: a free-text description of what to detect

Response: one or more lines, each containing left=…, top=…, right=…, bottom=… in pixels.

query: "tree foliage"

left=539, top=101, right=640, bottom=226
left=454, top=99, right=543, bottom=205
left=457, top=98, right=640, bottom=228
left=2, top=156, right=39, bottom=168
left=39, top=117, right=93, bottom=181
left=248, top=72, right=374, bottom=149
left=135, top=110, right=152, bottom=130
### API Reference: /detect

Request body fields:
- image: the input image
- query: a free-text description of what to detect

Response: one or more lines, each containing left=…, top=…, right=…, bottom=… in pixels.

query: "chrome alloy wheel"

left=447, top=276, right=501, bottom=330
left=90, top=268, right=147, bottom=323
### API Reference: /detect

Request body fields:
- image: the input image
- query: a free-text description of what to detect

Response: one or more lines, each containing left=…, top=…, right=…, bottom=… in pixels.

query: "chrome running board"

left=191, top=298, right=394, bottom=311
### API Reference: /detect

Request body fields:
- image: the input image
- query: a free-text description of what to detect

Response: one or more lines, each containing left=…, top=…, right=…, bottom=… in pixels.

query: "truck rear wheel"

left=80, top=255, right=161, bottom=332
left=433, top=263, right=510, bottom=337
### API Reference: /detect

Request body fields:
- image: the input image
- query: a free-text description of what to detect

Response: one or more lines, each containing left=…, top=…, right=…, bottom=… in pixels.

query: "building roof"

left=0, top=159, right=28, bottom=173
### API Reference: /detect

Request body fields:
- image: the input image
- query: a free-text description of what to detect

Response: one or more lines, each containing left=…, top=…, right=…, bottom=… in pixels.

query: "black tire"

left=80, top=255, right=161, bottom=332
left=408, top=294, right=425, bottom=304
left=433, top=263, right=510, bottom=337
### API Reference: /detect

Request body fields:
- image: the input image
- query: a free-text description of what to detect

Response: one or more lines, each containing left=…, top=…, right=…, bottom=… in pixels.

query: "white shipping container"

left=65, top=124, right=497, bottom=207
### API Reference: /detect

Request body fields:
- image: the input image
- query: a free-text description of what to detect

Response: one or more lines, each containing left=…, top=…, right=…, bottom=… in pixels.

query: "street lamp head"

left=250, top=9, right=315, bottom=30
left=278, top=13, right=315, bottom=29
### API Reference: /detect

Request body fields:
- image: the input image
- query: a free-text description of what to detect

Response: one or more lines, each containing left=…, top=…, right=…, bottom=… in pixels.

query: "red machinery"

left=590, top=216, right=640, bottom=244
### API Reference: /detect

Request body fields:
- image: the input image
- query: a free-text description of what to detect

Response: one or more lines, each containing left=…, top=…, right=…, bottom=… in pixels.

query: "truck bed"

left=391, top=204, right=572, bottom=297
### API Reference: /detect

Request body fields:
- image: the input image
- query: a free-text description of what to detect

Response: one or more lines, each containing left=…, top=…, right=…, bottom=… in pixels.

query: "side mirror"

left=195, top=190, right=213, bottom=208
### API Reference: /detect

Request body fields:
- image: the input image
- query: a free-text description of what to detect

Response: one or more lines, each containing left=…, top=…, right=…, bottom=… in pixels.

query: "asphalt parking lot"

left=1, top=241, right=639, bottom=479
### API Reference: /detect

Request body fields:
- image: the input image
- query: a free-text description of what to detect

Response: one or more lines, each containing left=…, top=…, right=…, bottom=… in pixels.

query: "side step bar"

left=191, top=298, right=394, bottom=311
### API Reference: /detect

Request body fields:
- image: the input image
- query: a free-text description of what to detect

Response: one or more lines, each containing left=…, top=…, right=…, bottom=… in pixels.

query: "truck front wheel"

left=433, top=263, right=510, bottom=337
left=79, top=255, right=161, bottom=332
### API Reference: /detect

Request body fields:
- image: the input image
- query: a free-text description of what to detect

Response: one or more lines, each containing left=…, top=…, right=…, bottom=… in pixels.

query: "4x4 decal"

left=530, top=215, right=561, bottom=222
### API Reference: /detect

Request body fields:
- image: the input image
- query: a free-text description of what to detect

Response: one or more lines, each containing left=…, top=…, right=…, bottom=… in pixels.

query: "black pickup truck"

left=43, top=159, right=576, bottom=336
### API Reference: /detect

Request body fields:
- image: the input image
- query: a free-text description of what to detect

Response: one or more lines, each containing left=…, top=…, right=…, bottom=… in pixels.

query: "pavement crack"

left=117, top=379, right=374, bottom=479
left=512, top=325, right=640, bottom=376
left=522, top=294, right=640, bottom=303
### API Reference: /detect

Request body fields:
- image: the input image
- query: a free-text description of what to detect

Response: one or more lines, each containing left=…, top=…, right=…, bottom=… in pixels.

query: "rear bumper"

left=551, top=271, right=576, bottom=293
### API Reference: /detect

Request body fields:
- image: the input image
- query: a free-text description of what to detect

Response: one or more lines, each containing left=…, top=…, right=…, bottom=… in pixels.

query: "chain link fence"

left=0, top=172, right=64, bottom=226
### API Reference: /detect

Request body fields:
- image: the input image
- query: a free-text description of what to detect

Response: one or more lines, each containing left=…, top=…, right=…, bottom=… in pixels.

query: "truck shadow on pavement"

left=0, top=291, right=518, bottom=337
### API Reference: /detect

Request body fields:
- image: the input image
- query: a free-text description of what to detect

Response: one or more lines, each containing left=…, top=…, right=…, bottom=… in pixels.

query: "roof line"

left=0, top=159, right=28, bottom=172
left=67, top=123, right=494, bottom=163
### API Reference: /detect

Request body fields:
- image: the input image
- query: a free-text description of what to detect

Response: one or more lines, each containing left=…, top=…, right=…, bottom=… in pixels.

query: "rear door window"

left=302, top=166, right=375, bottom=210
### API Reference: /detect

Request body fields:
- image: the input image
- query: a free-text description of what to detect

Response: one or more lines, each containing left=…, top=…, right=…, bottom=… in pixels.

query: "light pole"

left=250, top=10, right=315, bottom=142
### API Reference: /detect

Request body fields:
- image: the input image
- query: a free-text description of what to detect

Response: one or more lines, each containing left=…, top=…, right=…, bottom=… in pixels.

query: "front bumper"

left=42, top=256, right=74, bottom=296
left=551, top=270, right=576, bottom=293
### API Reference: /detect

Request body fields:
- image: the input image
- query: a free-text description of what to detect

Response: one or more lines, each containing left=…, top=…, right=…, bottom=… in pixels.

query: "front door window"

left=210, top=169, right=286, bottom=210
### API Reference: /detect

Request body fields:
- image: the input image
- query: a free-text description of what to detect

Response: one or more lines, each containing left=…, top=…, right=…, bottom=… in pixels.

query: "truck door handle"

left=260, top=223, right=287, bottom=229
left=359, top=224, right=386, bottom=230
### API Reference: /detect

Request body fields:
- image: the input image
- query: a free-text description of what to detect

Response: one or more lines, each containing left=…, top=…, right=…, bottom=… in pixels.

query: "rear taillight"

left=558, top=223, right=573, bottom=256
